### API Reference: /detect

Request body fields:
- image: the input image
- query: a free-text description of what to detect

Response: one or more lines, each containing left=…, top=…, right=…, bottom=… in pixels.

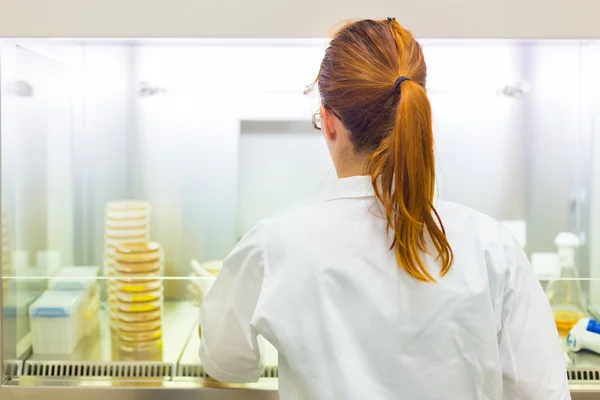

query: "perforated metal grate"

left=262, top=366, right=278, bottom=378
left=23, top=361, right=173, bottom=378
left=3, top=360, right=23, bottom=379
left=176, top=364, right=278, bottom=378
left=178, top=364, right=206, bottom=378
left=567, top=368, right=600, bottom=382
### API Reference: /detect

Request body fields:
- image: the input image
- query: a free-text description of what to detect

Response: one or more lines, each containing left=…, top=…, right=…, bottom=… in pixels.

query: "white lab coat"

left=200, top=175, right=570, bottom=400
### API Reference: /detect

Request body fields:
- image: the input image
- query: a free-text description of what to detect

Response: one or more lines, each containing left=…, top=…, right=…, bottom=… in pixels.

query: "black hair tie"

left=387, top=17, right=396, bottom=23
left=394, top=76, right=410, bottom=93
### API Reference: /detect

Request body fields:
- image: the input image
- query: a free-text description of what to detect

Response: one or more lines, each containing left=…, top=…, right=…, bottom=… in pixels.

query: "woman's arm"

left=498, top=234, right=570, bottom=400
left=199, top=223, right=266, bottom=383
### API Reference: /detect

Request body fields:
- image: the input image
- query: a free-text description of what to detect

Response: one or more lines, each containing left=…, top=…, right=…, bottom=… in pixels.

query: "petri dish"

left=116, top=298, right=162, bottom=313
left=114, top=252, right=161, bottom=264
left=105, top=227, right=149, bottom=238
left=115, top=260, right=162, bottom=274
left=116, top=241, right=160, bottom=253
left=118, top=327, right=162, bottom=342
left=119, top=337, right=162, bottom=353
left=116, top=288, right=163, bottom=303
left=119, top=318, right=162, bottom=333
left=106, top=200, right=151, bottom=220
left=115, top=242, right=162, bottom=263
left=115, top=279, right=162, bottom=293
left=106, top=216, right=149, bottom=229
left=105, top=236, right=149, bottom=249
left=113, top=268, right=162, bottom=281
left=118, top=308, right=162, bottom=323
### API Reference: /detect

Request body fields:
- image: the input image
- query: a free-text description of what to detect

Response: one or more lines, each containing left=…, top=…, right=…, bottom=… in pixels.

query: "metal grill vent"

left=178, top=365, right=206, bottom=378
left=567, top=368, right=600, bottom=382
left=176, top=365, right=278, bottom=378
left=262, top=366, right=278, bottom=378
left=24, top=361, right=173, bottom=378
left=3, top=361, right=22, bottom=379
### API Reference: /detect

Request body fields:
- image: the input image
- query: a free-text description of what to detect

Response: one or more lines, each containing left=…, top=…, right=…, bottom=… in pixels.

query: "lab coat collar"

left=321, top=175, right=376, bottom=201
left=321, top=176, right=440, bottom=207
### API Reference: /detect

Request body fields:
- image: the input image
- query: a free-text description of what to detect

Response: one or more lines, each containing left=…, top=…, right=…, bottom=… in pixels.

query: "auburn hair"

left=310, top=19, right=453, bottom=282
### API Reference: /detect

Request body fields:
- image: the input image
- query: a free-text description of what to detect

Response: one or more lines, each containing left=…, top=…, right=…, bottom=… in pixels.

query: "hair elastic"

left=394, top=76, right=410, bottom=93
left=387, top=17, right=396, bottom=23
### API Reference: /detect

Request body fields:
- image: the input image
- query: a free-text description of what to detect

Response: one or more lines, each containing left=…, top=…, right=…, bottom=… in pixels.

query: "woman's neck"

left=334, top=152, right=369, bottom=178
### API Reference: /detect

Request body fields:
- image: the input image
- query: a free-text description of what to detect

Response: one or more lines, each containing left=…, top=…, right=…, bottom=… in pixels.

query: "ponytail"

left=313, top=18, right=454, bottom=282
left=365, top=77, right=453, bottom=282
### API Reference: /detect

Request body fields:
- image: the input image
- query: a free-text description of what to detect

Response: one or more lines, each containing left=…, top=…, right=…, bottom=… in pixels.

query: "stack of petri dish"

left=105, top=201, right=151, bottom=329
left=114, top=242, right=164, bottom=353
left=2, top=208, right=12, bottom=293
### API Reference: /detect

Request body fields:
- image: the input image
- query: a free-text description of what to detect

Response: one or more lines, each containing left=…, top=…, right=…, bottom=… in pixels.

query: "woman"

left=200, top=18, right=569, bottom=400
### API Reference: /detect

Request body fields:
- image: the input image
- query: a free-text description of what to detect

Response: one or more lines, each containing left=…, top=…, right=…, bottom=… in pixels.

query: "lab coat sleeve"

left=498, top=233, right=571, bottom=400
left=199, top=223, right=266, bottom=383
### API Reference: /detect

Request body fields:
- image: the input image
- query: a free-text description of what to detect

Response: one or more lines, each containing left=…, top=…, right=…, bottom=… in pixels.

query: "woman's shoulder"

left=435, top=199, right=499, bottom=227
left=435, top=200, right=518, bottom=249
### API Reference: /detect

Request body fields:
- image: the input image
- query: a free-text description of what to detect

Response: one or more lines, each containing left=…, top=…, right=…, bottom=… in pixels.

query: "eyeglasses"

left=312, top=104, right=343, bottom=131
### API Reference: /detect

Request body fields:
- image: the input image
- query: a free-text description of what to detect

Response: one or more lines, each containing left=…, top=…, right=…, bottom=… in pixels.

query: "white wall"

left=1, top=0, right=600, bottom=38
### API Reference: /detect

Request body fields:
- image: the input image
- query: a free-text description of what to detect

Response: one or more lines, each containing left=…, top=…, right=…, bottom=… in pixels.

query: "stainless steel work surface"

left=22, top=301, right=198, bottom=377
left=0, top=378, right=597, bottom=400
left=1, top=378, right=280, bottom=400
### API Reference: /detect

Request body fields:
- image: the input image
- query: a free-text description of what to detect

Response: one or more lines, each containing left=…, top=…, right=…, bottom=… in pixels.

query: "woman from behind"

left=200, top=18, right=569, bottom=400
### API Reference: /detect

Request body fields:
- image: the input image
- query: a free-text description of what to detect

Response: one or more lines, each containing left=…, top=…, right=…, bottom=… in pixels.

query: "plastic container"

left=82, top=289, right=101, bottom=336
left=29, top=291, right=84, bottom=354
left=567, top=318, right=600, bottom=354
left=48, top=266, right=101, bottom=337
left=48, top=266, right=100, bottom=300
left=11, top=250, right=29, bottom=270
left=35, top=250, right=62, bottom=276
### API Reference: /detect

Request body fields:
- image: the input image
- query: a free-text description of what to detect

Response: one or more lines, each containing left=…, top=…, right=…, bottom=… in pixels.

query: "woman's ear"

left=321, top=105, right=337, bottom=142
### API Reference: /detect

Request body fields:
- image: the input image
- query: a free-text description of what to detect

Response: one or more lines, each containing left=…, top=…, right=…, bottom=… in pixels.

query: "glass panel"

left=1, top=38, right=599, bottom=388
